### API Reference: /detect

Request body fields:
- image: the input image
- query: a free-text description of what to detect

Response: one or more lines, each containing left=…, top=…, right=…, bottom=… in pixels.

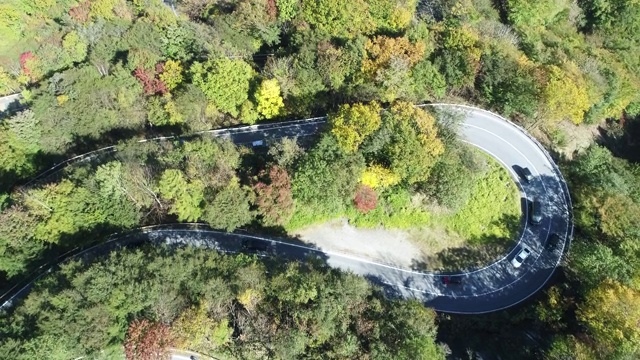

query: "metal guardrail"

left=20, top=117, right=328, bottom=188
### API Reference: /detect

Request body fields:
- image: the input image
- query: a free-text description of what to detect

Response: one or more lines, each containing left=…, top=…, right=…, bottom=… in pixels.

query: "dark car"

left=529, top=198, right=543, bottom=225
left=520, top=167, right=534, bottom=182
left=545, top=233, right=561, bottom=251
left=513, top=165, right=534, bottom=183
left=441, top=275, right=463, bottom=285
left=241, top=239, right=270, bottom=253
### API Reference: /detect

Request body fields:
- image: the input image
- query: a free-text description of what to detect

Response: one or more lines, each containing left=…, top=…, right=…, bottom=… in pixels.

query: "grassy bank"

left=287, top=149, right=520, bottom=242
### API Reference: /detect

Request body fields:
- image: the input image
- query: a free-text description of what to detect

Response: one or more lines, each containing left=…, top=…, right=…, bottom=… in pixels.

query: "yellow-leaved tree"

left=159, top=60, right=183, bottom=92
left=362, top=36, right=426, bottom=77
left=330, top=101, right=382, bottom=153
left=578, top=280, right=640, bottom=357
left=171, top=302, right=233, bottom=353
left=542, top=65, right=591, bottom=124
left=256, top=78, right=284, bottom=119
left=361, top=164, right=401, bottom=188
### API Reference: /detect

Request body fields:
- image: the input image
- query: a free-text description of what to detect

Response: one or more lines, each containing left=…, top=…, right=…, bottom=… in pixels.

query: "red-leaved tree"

left=124, top=319, right=172, bottom=360
left=134, top=64, right=168, bottom=96
left=253, top=165, right=295, bottom=226
left=266, top=0, right=277, bottom=19
left=354, top=185, right=377, bottom=213
left=69, top=0, right=91, bottom=23
left=19, top=52, right=35, bottom=76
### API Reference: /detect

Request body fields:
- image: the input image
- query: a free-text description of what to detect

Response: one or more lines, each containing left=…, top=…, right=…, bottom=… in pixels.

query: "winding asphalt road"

left=0, top=104, right=572, bottom=314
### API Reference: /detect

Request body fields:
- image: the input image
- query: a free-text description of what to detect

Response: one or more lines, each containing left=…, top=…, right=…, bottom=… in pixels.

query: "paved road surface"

left=0, top=105, right=572, bottom=314
left=0, top=93, right=22, bottom=114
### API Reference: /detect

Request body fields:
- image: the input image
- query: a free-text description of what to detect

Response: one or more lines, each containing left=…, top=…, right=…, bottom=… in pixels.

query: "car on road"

left=511, top=246, right=532, bottom=268
left=252, top=140, right=265, bottom=147
left=519, top=167, right=534, bottom=182
left=529, top=198, right=543, bottom=225
left=545, top=233, right=561, bottom=251
left=241, top=239, right=271, bottom=254
left=441, top=275, right=463, bottom=285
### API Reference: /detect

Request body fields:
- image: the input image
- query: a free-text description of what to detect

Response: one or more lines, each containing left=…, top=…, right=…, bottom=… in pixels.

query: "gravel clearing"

left=293, top=218, right=430, bottom=269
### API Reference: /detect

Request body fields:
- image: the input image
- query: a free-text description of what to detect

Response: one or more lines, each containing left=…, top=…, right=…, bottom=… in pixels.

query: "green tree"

left=191, top=58, right=255, bottom=117
left=0, top=246, right=444, bottom=359
left=0, top=110, right=40, bottom=180
left=367, top=0, right=417, bottom=33
left=203, top=180, right=254, bottom=231
left=24, top=180, right=108, bottom=242
left=0, top=66, right=19, bottom=96
left=147, top=97, right=172, bottom=126
left=477, top=49, right=541, bottom=118
left=62, top=31, right=88, bottom=64
left=161, top=25, right=197, bottom=61
left=506, top=0, right=568, bottom=30
left=569, top=241, right=634, bottom=290
left=276, top=0, right=299, bottom=21
left=264, top=56, right=296, bottom=98
left=268, top=137, right=305, bottom=169
left=0, top=206, right=44, bottom=278
left=164, top=100, right=185, bottom=125
left=92, top=161, right=141, bottom=226
left=301, top=0, right=374, bottom=39
left=545, top=335, right=596, bottom=360
left=381, top=102, right=444, bottom=183
left=292, top=135, right=365, bottom=214
left=316, top=42, right=353, bottom=90
left=182, top=138, right=241, bottom=189
left=0, top=4, right=24, bottom=41
left=31, top=66, right=145, bottom=153
left=434, top=25, right=481, bottom=89
left=420, top=146, right=478, bottom=210
left=157, top=169, right=205, bottom=222
left=374, top=300, right=444, bottom=359
left=90, top=0, right=121, bottom=20
left=410, top=59, right=447, bottom=101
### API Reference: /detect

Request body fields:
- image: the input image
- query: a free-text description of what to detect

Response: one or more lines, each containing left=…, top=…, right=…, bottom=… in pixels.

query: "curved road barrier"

left=1, top=105, right=572, bottom=314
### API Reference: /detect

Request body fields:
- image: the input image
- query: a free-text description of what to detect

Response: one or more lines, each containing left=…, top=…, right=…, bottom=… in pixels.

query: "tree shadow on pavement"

left=411, top=213, right=520, bottom=273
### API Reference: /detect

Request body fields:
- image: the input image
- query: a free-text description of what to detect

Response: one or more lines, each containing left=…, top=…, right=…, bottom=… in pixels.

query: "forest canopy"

left=1, top=0, right=640, bottom=359
left=0, top=246, right=444, bottom=359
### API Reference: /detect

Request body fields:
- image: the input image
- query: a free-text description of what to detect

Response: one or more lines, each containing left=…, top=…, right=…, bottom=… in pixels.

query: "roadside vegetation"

left=0, top=246, right=444, bottom=359
left=0, top=0, right=639, bottom=359
left=435, top=152, right=519, bottom=242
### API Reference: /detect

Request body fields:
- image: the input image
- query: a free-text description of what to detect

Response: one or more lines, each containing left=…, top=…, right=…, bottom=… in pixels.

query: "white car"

left=252, top=140, right=265, bottom=147
left=511, top=246, right=531, bottom=268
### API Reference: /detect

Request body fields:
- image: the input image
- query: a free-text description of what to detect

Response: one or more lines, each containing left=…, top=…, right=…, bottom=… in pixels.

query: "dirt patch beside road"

left=293, top=218, right=428, bottom=269
left=294, top=218, right=512, bottom=272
